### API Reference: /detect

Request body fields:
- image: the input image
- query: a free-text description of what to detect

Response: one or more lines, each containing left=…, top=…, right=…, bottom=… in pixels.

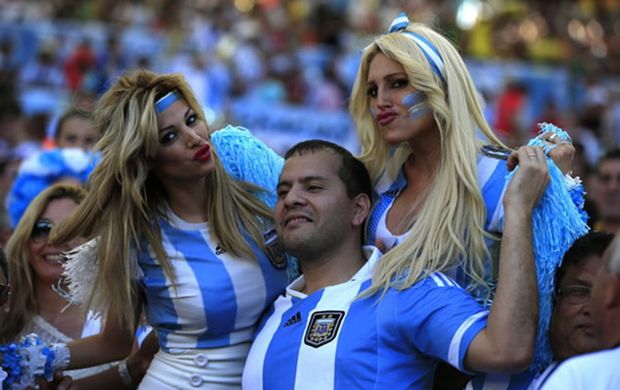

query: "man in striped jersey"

left=242, top=140, right=548, bottom=389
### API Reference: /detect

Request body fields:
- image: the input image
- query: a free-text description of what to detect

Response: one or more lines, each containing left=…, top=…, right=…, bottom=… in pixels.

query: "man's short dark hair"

left=596, top=147, right=620, bottom=174
left=284, top=140, right=372, bottom=200
left=555, top=231, right=615, bottom=292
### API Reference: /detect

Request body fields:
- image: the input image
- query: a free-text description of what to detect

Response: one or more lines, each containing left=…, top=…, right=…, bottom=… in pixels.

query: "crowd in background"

left=0, top=1, right=619, bottom=388
left=0, top=0, right=620, bottom=241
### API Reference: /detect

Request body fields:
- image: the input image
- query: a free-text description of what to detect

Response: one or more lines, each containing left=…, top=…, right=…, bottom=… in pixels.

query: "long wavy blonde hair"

left=350, top=21, right=506, bottom=296
left=52, top=70, right=274, bottom=331
left=1, top=183, right=85, bottom=343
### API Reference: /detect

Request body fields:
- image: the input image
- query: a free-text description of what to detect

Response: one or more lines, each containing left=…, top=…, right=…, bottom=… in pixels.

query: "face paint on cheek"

left=369, top=106, right=378, bottom=119
left=402, top=91, right=430, bottom=120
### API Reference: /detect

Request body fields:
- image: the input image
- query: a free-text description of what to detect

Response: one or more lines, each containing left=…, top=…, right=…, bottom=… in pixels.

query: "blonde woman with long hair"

left=349, top=13, right=586, bottom=388
left=1, top=184, right=87, bottom=345
left=2, top=70, right=290, bottom=389
left=0, top=183, right=154, bottom=389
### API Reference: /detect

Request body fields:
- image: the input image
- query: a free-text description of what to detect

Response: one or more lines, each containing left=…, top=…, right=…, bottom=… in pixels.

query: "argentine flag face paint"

left=369, top=106, right=378, bottom=119
left=402, top=91, right=429, bottom=120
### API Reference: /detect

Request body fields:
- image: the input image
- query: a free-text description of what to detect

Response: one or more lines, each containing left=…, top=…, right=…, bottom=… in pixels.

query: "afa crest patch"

left=263, top=227, right=287, bottom=269
left=304, top=311, right=345, bottom=348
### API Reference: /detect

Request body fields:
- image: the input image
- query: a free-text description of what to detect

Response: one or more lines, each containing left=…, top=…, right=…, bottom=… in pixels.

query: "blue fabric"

left=7, top=148, right=99, bottom=228
left=155, top=90, right=181, bottom=113
left=139, top=216, right=289, bottom=351
left=138, top=125, right=291, bottom=351
left=386, top=12, right=445, bottom=82
left=243, top=248, right=489, bottom=390
left=506, top=123, right=589, bottom=373
left=210, top=125, right=283, bottom=209
left=366, top=125, right=589, bottom=380
left=211, top=125, right=300, bottom=278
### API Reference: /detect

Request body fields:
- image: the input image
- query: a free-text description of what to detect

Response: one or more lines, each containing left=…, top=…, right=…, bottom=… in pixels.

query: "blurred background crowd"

left=1, top=0, right=620, bottom=244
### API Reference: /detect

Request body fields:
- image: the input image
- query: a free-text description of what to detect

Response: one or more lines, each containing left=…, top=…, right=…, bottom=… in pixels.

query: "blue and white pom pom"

left=0, top=334, right=56, bottom=389
left=502, top=122, right=589, bottom=373
left=7, top=148, right=100, bottom=228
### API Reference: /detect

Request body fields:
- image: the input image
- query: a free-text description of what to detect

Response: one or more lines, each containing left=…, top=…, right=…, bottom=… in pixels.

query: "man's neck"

left=598, top=218, right=620, bottom=234
left=298, top=246, right=366, bottom=295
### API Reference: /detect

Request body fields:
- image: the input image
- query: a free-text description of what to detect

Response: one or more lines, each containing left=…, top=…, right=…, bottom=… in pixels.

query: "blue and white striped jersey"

left=242, top=247, right=489, bottom=390
left=365, top=155, right=542, bottom=389
left=367, top=154, right=508, bottom=252
left=139, top=210, right=289, bottom=352
left=137, top=125, right=289, bottom=352
left=465, top=370, right=535, bottom=390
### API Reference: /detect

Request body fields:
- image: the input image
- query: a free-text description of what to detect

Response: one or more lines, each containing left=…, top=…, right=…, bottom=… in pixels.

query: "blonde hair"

left=349, top=22, right=506, bottom=296
left=52, top=70, right=274, bottom=331
left=0, top=183, right=85, bottom=343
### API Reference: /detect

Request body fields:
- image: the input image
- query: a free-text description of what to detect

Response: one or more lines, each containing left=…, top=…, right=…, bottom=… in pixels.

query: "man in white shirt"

left=542, top=233, right=620, bottom=389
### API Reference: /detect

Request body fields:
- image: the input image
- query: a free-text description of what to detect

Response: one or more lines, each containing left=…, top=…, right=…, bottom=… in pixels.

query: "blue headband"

left=155, top=90, right=181, bottom=113
left=387, top=13, right=446, bottom=82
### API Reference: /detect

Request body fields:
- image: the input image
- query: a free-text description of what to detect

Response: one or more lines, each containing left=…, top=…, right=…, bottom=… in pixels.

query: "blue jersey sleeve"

left=396, top=273, right=488, bottom=372
left=477, top=155, right=509, bottom=233
left=211, top=125, right=284, bottom=208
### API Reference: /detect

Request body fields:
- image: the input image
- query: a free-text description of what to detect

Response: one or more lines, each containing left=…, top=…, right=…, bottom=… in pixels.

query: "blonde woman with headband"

left=349, top=13, right=587, bottom=389
left=1, top=70, right=290, bottom=389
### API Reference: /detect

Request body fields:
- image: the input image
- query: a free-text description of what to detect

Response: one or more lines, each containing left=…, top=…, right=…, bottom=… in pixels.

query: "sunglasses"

left=31, top=219, right=54, bottom=241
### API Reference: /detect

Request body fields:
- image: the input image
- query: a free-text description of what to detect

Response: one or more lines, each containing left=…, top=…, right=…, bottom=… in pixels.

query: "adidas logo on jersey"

left=283, top=312, right=302, bottom=327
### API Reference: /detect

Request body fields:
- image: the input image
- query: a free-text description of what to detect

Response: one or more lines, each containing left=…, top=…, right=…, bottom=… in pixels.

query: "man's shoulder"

left=558, top=346, right=620, bottom=369
left=541, top=347, right=620, bottom=389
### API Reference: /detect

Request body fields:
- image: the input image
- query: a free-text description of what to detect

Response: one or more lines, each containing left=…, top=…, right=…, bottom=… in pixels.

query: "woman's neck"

left=166, top=180, right=210, bottom=223
left=406, top=128, right=442, bottom=175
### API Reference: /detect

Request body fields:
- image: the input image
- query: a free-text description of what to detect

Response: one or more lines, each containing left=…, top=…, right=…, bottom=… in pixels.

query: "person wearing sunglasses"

left=0, top=183, right=87, bottom=347
left=0, top=183, right=154, bottom=389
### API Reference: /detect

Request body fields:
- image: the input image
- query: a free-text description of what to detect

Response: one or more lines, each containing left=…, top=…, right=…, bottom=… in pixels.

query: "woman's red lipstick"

left=193, top=144, right=211, bottom=161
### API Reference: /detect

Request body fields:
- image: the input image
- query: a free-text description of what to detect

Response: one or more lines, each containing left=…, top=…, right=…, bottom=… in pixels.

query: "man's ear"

left=351, top=193, right=371, bottom=227
left=606, top=274, right=620, bottom=309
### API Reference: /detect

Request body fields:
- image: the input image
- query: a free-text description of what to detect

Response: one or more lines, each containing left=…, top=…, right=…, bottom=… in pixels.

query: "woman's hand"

left=543, top=131, right=574, bottom=174
left=507, top=132, right=574, bottom=174
left=505, top=146, right=550, bottom=212
left=126, top=330, right=159, bottom=385
left=34, top=371, right=75, bottom=390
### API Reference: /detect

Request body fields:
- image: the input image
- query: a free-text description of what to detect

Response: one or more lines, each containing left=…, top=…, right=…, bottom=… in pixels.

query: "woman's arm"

left=67, top=289, right=144, bottom=370
left=72, top=330, right=157, bottom=389
left=465, top=146, right=548, bottom=373
left=67, top=310, right=136, bottom=370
